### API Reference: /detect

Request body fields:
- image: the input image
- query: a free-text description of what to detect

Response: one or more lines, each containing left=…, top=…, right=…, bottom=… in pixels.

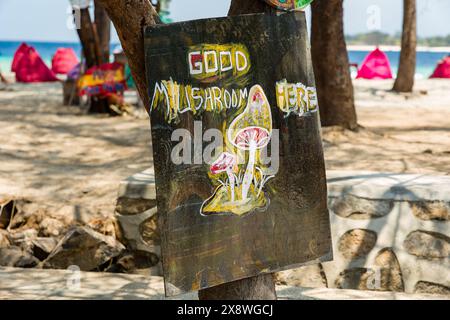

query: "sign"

left=78, top=62, right=126, bottom=96
left=145, top=12, right=332, bottom=296
left=262, top=0, right=313, bottom=11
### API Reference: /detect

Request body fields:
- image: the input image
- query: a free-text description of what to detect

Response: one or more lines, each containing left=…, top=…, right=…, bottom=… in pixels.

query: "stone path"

left=0, top=267, right=447, bottom=300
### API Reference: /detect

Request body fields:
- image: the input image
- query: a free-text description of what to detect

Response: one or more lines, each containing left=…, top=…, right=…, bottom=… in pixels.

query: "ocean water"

left=0, top=40, right=449, bottom=78
left=348, top=50, right=449, bottom=79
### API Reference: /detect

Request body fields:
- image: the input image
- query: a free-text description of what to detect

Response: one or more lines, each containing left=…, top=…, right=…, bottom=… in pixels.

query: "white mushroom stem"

left=242, top=139, right=257, bottom=200
left=226, top=167, right=236, bottom=202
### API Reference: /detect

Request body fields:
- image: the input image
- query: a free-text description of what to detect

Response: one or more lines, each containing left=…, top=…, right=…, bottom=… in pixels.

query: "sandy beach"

left=0, top=79, right=449, bottom=223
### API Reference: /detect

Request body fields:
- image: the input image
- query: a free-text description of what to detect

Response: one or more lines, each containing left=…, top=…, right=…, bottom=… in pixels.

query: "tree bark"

left=89, top=1, right=112, bottom=114
left=198, top=0, right=278, bottom=301
left=77, top=8, right=101, bottom=68
left=93, top=0, right=161, bottom=112
left=311, top=0, right=358, bottom=130
left=94, top=0, right=111, bottom=64
left=74, top=7, right=109, bottom=113
left=393, top=0, right=416, bottom=93
left=198, top=274, right=277, bottom=300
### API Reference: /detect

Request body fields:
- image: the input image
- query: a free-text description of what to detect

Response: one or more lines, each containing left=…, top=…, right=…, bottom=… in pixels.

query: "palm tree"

left=311, top=0, right=358, bottom=130
left=393, top=0, right=417, bottom=93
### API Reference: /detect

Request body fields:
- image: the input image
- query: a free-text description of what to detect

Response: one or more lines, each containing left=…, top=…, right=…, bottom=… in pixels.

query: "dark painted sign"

left=145, top=12, right=332, bottom=296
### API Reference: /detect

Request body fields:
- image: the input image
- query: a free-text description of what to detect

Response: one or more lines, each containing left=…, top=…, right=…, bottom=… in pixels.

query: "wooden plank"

left=145, top=11, right=332, bottom=297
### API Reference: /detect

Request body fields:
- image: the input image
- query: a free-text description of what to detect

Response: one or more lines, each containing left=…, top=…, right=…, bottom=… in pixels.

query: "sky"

left=0, top=0, right=449, bottom=42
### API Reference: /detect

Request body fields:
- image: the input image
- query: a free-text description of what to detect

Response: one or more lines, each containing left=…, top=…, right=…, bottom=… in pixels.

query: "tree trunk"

left=90, top=0, right=112, bottom=114
left=74, top=7, right=108, bottom=113
left=311, top=0, right=358, bottom=130
left=94, top=0, right=111, bottom=64
left=198, top=0, right=278, bottom=301
left=76, top=8, right=101, bottom=68
left=393, top=0, right=416, bottom=93
left=92, top=0, right=161, bottom=112
left=198, top=274, right=277, bottom=300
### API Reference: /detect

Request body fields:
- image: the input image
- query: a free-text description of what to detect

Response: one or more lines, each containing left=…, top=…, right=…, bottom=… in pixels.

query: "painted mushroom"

left=228, top=85, right=272, bottom=200
left=210, top=152, right=238, bottom=202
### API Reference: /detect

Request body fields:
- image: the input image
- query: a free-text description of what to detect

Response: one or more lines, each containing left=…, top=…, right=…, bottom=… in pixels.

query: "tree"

left=75, top=6, right=101, bottom=68
left=393, top=0, right=416, bottom=93
left=94, top=0, right=111, bottom=64
left=95, top=0, right=277, bottom=300
left=71, top=2, right=109, bottom=112
left=311, top=0, right=358, bottom=130
left=88, top=0, right=160, bottom=111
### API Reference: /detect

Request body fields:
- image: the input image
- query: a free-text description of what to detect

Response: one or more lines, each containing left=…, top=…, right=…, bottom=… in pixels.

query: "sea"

left=0, top=40, right=449, bottom=79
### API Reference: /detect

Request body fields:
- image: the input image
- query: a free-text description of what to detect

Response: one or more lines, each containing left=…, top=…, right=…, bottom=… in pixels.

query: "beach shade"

left=51, top=48, right=79, bottom=75
left=11, top=43, right=30, bottom=73
left=430, top=56, right=450, bottom=79
left=14, top=46, right=59, bottom=83
left=356, top=48, right=393, bottom=80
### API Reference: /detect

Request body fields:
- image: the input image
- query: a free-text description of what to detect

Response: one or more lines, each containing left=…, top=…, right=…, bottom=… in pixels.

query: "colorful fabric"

left=430, top=56, right=450, bottom=78
left=125, top=64, right=135, bottom=89
left=78, top=62, right=126, bottom=96
left=13, top=43, right=59, bottom=83
left=67, top=63, right=82, bottom=80
left=262, top=0, right=313, bottom=11
left=11, top=43, right=30, bottom=73
left=356, top=48, right=393, bottom=80
left=52, top=48, right=79, bottom=75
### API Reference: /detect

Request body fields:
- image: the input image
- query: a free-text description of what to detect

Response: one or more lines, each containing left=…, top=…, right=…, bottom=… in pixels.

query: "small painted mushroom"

left=210, top=152, right=238, bottom=202
left=228, top=85, right=272, bottom=200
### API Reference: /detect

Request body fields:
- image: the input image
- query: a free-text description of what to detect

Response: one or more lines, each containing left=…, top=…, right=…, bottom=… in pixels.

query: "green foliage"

left=346, top=32, right=450, bottom=47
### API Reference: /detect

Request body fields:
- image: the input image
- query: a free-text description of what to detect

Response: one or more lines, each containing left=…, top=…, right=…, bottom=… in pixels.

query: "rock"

left=39, top=217, right=66, bottom=237
left=329, top=195, right=393, bottom=220
left=410, top=201, right=449, bottom=221
left=105, top=250, right=159, bottom=274
left=0, top=247, right=40, bottom=268
left=7, top=229, right=38, bottom=253
left=140, top=215, right=160, bottom=245
left=0, top=199, right=16, bottom=229
left=87, top=217, right=119, bottom=238
left=404, top=230, right=450, bottom=259
left=335, top=249, right=405, bottom=293
left=116, top=197, right=157, bottom=216
left=276, top=264, right=327, bottom=288
left=43, top=226, right=125, bottom=271
left=338, top=229, right=377, bottom=259
left=116, top=206, right=159, bottom=250
left=374, top=248, right=404, bottom=292
left=414, top=281, right=450, bottom=295
left=335, top=268, right=375, bottom=291
left=31, top=237, right=58, bottom=261
left=10, top=210, right=42, bottom=232
left=0, top=230, right=11, bottom=248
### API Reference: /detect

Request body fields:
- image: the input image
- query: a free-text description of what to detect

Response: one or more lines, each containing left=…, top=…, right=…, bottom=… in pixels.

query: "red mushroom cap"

left=210, top=152, right=237, bottom=174
left=233, top=126, right=270, bottom=150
